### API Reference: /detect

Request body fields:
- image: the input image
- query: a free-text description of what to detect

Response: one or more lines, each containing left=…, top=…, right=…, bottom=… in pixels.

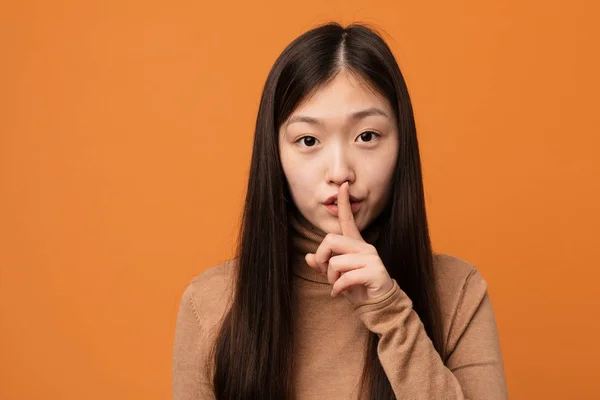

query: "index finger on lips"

left=338, top=181, right=363, bottom=241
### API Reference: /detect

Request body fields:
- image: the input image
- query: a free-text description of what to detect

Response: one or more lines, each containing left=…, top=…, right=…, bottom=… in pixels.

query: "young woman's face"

left=279, top=70, right=399, bottom=234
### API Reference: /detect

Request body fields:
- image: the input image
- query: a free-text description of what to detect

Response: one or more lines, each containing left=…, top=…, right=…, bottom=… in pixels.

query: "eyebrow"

left=285, top=107, right=390, bottom=128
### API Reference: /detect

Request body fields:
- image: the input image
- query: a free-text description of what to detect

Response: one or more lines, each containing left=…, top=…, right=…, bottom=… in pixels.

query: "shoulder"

left=432, top=253, right=488, bottom=302
left=432, top=253, right=490, bottom=354
left=179, top=258, right=237, bottom=334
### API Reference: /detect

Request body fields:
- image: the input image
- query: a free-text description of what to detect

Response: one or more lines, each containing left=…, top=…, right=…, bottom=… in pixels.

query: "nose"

left=325, top=146, right=355, bottom=185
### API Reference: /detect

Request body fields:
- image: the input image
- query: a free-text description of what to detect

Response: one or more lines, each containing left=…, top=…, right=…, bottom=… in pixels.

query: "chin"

left=321, top=222, right=343, bottom=235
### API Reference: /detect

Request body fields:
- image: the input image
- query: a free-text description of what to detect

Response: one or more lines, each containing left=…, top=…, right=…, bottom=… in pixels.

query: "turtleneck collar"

left=288, top=209, right=381, bottom=284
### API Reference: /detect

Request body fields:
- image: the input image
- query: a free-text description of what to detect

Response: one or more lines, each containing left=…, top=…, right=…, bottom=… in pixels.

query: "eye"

left=357, top=131, right=380, bottom=143
left=296, top=136, right=320, bottom=147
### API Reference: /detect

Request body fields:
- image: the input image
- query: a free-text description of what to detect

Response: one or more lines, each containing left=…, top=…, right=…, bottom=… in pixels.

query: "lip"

left=324, top=193, right=362, bottom=205
left=325, top=201, right=362, bottom=217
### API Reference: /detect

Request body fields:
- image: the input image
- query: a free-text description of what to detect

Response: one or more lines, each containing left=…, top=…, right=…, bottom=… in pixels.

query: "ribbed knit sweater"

left=172, top=212, right=507, bottom=399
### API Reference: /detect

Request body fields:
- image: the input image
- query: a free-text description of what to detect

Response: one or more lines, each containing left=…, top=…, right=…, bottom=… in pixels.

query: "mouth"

left=324, top=194, right=362, bottom=205
left=328, top=200, right=358, bottom=205
left=325, top=200, right=362, bottom=216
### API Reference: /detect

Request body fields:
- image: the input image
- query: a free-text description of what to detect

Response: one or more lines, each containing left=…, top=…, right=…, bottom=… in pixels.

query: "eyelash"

left=295, top=131, right=381, bottom=148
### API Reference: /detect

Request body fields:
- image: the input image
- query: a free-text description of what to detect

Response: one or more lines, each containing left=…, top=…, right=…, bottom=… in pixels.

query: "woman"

left=172, top=22, right=507, bottom=399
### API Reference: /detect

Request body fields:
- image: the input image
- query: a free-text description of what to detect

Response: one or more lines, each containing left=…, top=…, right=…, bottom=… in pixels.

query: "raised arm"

left=353, top=268, right=507, bottom=399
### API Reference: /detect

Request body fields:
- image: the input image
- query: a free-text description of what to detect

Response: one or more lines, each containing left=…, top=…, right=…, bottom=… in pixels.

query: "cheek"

left=282, top=161, right=317, bottom=205
left=369, top=174, right=393, bottom=206
left=366, top=149, right=397, bottom=184
left=365, top=149, right=397, bottom=205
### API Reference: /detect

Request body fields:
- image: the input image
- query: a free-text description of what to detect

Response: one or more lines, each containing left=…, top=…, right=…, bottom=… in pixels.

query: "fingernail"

left=330, top=290, right=335, bottom=297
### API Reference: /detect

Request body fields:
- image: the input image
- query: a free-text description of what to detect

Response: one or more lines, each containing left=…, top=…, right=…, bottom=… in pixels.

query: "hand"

left=305, top=181, right=395, bottom=305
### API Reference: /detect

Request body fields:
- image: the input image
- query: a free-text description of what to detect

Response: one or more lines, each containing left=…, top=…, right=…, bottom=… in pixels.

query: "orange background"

left=1, top=1, right=599, bottom=399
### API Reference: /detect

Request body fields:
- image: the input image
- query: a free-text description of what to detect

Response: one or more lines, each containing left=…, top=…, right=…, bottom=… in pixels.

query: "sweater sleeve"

left=353, top=269, right=507, bottom=399
left=172, top=283, right=216, bottom=400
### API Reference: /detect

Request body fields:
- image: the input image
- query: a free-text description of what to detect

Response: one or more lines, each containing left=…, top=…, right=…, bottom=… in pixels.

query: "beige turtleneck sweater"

left=172, top=212, right=507, bottom=399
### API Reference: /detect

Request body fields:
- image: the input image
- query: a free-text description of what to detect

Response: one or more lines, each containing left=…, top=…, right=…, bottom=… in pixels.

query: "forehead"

left=287, top=71, right=393, bottom=122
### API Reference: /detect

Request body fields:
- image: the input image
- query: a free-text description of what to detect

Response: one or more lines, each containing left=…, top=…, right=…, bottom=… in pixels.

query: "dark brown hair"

left=211, top=22, right=445, bottom=399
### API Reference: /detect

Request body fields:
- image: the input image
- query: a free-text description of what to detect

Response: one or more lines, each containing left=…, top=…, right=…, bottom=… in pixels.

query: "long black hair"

left=211, top=22, right=445, bottom=399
